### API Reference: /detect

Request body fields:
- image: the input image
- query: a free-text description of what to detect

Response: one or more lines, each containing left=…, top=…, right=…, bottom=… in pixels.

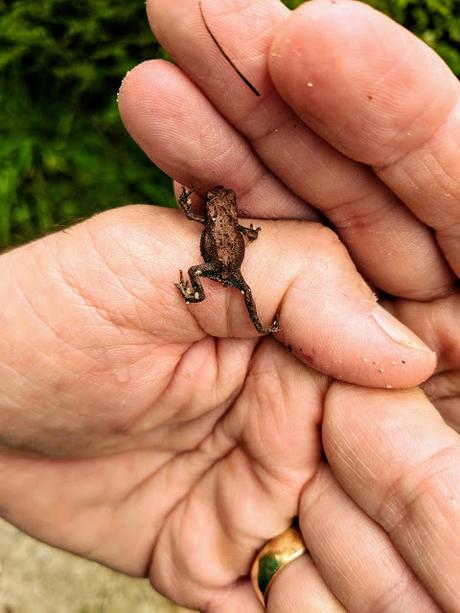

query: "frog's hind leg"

left=227, top=272, right=280, bottom=335
left=175, top=263, right=221, bottom=303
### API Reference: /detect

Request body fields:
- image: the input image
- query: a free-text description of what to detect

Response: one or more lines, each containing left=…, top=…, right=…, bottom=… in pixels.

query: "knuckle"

left=376, top=443, right=460, bottom=539
left=367, top=577, right=429, bottom=613
left=309, top=223, right=343, bottom=255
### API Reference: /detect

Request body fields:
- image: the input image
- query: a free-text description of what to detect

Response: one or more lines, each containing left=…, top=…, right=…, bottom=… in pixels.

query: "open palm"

left=2, top=0, right=460, bottom=611
left=0, top=202, right=404, bottom=611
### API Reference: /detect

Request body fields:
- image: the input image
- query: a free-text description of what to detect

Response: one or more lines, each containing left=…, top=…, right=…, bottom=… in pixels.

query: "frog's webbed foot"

left=178, top=186, right=195, bottom=209
left=249, top=223, right=261, bottom=237
left=228, top=272, right=280, bottom=335
left=253, top=311, right=280, bottom=335
left=238, top=223, right=261, bottom=242
left=175, top=270, right=191, bottom=302
left=175, top=268, right=204, bottom=303
left=269, top=313, right=280, bottom=334
left=177, top=187, right=205, bottom=224
left=175, top=263, right=223, bottom=304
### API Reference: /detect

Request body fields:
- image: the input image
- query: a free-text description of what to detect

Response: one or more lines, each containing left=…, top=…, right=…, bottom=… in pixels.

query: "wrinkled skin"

left=0, top=204, right=428, bottom=611
left=1, top=1, right=460, bottom=612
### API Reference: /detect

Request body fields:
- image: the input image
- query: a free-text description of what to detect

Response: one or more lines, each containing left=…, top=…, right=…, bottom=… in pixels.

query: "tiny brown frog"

left=175, top=186, right=280, bottom=334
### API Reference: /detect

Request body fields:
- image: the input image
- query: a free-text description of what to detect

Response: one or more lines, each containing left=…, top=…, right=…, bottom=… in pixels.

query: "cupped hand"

left=0, top=197, right=431, bottom=610
left=266, top=383, right=460, bottom=612
left=264, top=10, right=460, bottom=606
left=121, top=0, right=460, bottom=609
left=118, top=0, right=460, bottom=426
left=264, top=0, right=460, bottom=435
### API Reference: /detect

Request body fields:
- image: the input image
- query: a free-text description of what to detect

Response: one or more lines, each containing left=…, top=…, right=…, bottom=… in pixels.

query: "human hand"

left=117, top=0, right=460, bottom=609
left=209, top=2, right=460, bottom=610
left=119, top=0, right=460, bottom=405
left=0, top=195, right=432, bottom=610
left=265, top=6, right=460, bottom=606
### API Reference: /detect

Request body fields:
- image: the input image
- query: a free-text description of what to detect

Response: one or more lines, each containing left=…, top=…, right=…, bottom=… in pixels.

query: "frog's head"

left=206, top=186, right=237, bottom=219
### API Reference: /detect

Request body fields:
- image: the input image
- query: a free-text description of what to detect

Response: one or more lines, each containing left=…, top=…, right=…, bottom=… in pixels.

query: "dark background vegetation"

left=1, top=0, right=459, bottom=248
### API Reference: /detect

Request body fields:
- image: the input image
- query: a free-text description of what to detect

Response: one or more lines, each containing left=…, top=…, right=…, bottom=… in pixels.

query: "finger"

left=119, top=60, right=315, bottom=221
left=300, top=464, right=440, bottom=611
left=324, top=384, right=460, bottom=611
left=145, top=0, right=453, bottom=299
left=269, top=0, right=460, bottom=280
left=382, top=294, right=460, bottom=432
left=267, top=555, right=346, bottom=612
left=207, top=582, right=263, bottom=613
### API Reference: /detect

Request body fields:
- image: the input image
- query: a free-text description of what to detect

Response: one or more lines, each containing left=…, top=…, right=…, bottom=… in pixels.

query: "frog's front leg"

left=178, top=187, right=205, bottom=224
left=175, top=263, right=221, bottom=303
left=228, top=272, right=280, bottom=334
left=238, top=223, right=260, bottom=241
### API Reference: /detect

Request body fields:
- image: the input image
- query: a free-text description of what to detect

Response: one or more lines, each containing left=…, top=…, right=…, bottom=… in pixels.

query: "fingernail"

left=372, top=304, right=432, bottom=352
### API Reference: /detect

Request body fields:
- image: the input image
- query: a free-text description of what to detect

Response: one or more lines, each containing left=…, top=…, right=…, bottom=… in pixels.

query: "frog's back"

left=201, top=215, right=245, bottom=271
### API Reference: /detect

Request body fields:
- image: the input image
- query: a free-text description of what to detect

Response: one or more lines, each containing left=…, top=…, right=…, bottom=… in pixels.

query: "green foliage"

left=365, top=0, right=460, bottom=75
left=0, top=0, right=172, bottom=247
left=1, top=0, right=459, bottom=247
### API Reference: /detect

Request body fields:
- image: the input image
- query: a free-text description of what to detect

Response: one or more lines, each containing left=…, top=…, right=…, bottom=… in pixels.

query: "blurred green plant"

left=366, top=0, right=460, bottom=75
left=0, top=0, right=459, bottom=247
left=1, top=0, right=172, bottom=246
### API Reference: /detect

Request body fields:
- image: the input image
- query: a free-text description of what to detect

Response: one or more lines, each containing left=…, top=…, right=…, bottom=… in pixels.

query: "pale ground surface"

left=0, top=519, right=194, bottom=613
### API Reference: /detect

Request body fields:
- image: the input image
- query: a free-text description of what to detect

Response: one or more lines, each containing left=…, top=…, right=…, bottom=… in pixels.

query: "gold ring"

left=251, top=525, right=307, bottom=606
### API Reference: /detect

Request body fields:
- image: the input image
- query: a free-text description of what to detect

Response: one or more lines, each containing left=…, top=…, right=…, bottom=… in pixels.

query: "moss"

left=1, top=0, right=458, bottom=246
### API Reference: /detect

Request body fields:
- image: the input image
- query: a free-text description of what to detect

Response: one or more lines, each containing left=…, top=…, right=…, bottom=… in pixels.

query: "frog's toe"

left=271, top=314, right=280, bottom=333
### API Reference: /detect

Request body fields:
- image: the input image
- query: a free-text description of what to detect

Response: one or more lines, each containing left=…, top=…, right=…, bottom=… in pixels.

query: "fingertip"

left=280, top=291, right=436, bottom=391
left=268, top=0, right=383, bottom=88
left=268, top=0, right=458, bottom=165
left=118, top=59, right=178, bottom=125
left=117, top=59, right=214, bottom=182
left=288, top=334, right=435, bottom=391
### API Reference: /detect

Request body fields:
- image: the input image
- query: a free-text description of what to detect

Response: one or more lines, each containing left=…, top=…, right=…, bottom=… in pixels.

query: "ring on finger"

left=251, top=525, right=307, bottom=607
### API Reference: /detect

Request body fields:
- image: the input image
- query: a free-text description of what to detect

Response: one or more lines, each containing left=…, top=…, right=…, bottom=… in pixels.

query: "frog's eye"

left=208, top=185, right=225, bottom=197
